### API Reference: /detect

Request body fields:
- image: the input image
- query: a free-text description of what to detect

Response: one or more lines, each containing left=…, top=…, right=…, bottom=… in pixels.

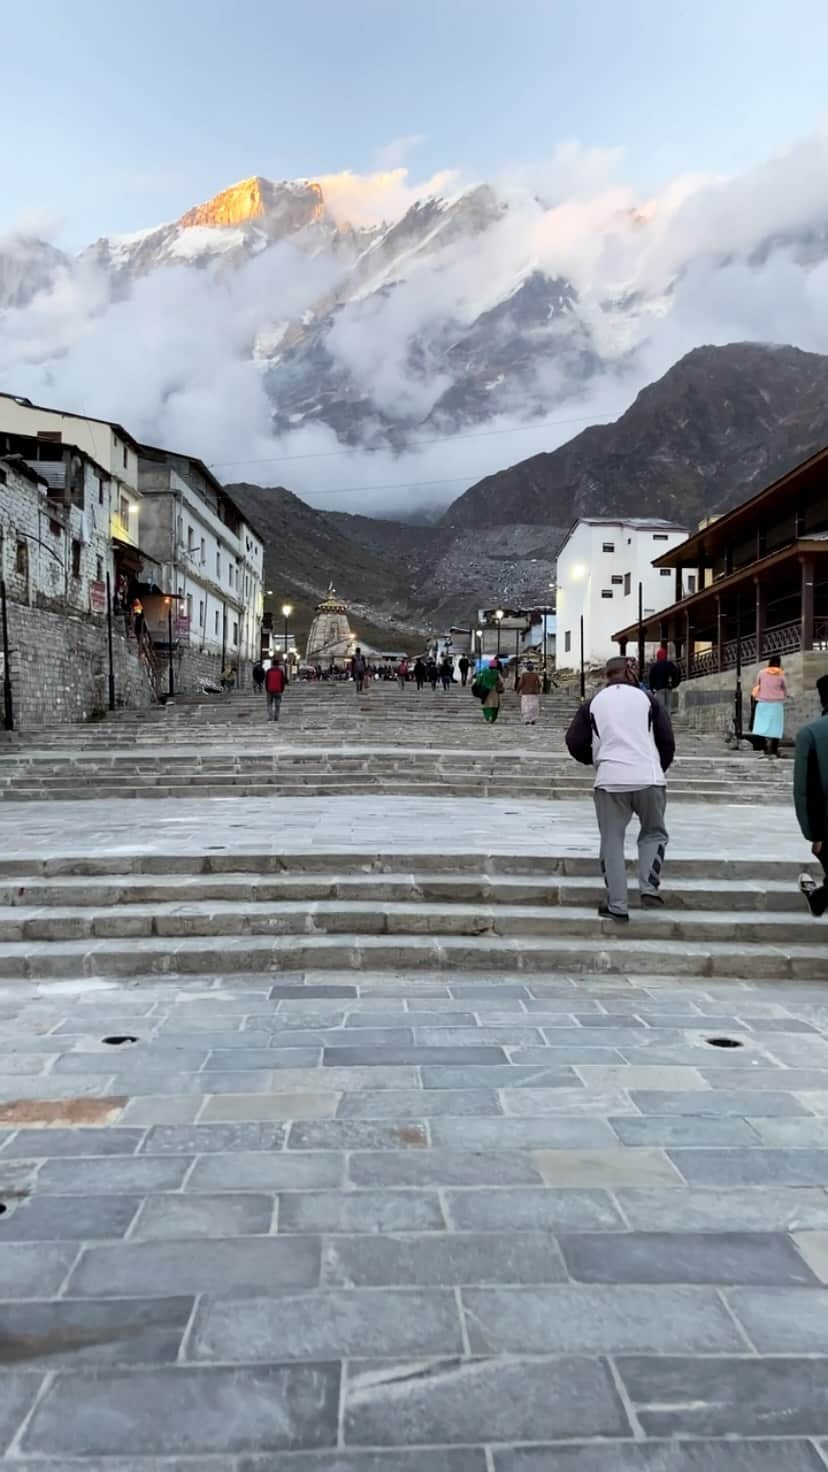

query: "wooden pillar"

left=715, top=594, right=724, bottom=673
left=801, top=558, right=815, bottom=653
left=619, top=637, right=628, bottom=656
left=755, top=577, right=767, bottom=661
left=684, top=608, right=693, bottom=675
left=674, top=566, right=683, bottom=604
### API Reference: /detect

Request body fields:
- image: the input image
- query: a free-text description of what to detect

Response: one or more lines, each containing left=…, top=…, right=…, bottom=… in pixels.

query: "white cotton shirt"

left=589, top=683, right=666, bottom=791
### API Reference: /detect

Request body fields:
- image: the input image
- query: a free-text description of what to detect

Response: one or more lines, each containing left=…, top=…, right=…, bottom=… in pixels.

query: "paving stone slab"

left=200, top=1092, right=339, bottom=1122
left=616, top=1355, right=828, bottom=1436
left=616, top=1186, right=828, bottom=1232
left=746, top=1117, right=828, bottom=1146
left=0, top=1375, right=44, bottom=1453
left=533, top=1148, right=682, bottom=1188
left=430, top=1117, right=617, bottom=1149
left=66, top=1237, right=322, bottom=1298
left=726, top=1286, right=828, bottom=1351
left=793, top=1231, right=828, bottom=1283
left=421, top=1066, right=581, bottom=1090
left=192, top=1287, right=464, bottom=1361
left=559, top=1230, right=819, bottom=1284
left=669, top=1148, right=828, bottom=1186
left=269, top=984, right=358, bottom=998
left=501, top=1088, right=635, bottom=1116
left=323, top=1046, right=508, bottom=1066
left=239, top=1453, right=486, bottom=1472
left=609, top=1116, right=759, bottom=1146
left=287, top=1121, right=428, bottom=1151
left=131, top=1192, right=274, bottom=1239
left=323, top=1230, right=567, bottom=1286
left=277, top=1188, right=446, bottom=1235
left=337, top=1089, right=500, bottom=1119
left=700, top=1069, right=828, bottom=1091
left=493, top=1443, right=827, bottom=1471
left=344, top=1356, right=629, bottom=1445
left=0, top=1192, right=140, bottom=1241
left=630, top=1089, right=811, bottom=1116
left=20, top=1363, right=340, bottom=1455
left=348, top=1148, right=544, bottom=1187
left=574, top=1065, right=707, bottom=1090
left=34, top=1155, right=191, bottom=1195
left=186, top=1151, right=344, bottom=1191
left=0, top=1127, right=145, bottom=1157
left=462, top=1283, right=747, bottom=1354
left=139, top=1122, right=287, bottom=1153
left=120, top=1096, right=202, bottom=1125
left=0, top=1240, right=76, bottom=1296
left=0, top=1295, right=193, bottom=1368
left=445, top=1187, right=624, bottom=1233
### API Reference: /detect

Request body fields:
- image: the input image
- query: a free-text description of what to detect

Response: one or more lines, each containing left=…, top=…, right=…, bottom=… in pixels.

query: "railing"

left=677, top=619, right=821, bottom=680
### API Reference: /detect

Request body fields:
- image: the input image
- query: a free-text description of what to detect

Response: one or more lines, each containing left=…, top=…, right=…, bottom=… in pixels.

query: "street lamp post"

left=1, top=577, right=13, bottom=732
left=282, top=603, right=293, bottom=682
left=495, top=608, right=504, bottom=658
left=579, top=614, right=585, bottom=701
left=165, top=597, right=175, bottom=699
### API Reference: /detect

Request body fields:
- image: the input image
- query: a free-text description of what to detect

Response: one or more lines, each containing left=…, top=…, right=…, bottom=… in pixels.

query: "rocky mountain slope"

left=231, top=343, right=828, bottom=638
left=443, top=343, right=828, bottom=530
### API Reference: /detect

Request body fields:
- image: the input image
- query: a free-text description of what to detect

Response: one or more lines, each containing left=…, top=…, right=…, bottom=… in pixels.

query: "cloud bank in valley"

left=1, top=127, right=828, bottom=517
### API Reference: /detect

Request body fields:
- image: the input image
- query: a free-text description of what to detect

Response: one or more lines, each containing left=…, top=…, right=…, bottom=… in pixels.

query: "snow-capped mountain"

left=3, top=142, right=828, bottom=473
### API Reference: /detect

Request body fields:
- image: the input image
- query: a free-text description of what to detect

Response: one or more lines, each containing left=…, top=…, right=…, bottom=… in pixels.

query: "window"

left=37, top=430, right=61, bottom=442
left=200, top=537, right=206, bottom=564
left=187, top=526, right=194, bottom=551
left=15, top=539, right=27, bottom=577
left=611, top=574, right=623, bottom=585
left=660, top=568, right=672, bottom=577
left=187, top=594, right=193, bottom=622
left=216, top=551, right=221, bottom=579
left=214, top=610, right=220, bottom=635
left=686, top=574, right=697, bottom=593
left=601, top=589, right=613, bottom=599
left=232, top=621, right=238, bottom=645
left=123, top=445, right=128, bottom=469
left=623, top=573, right=631, bottom=596
left=49, top=518, right=62, bottom=537
left=98, top=476, right=104, bottom=506
left=71, top=539, right=81, bottom=578
left=119, top=494, right=129, bottom=525
left=564, top=631, right=571, bottom=653
left=96, top=557, right=103, bottom=581
left=199, top=600, right=204, bottom=627
left=602, top=541, right=615, bottom=553
left=653, top=533, right=669, bottom=541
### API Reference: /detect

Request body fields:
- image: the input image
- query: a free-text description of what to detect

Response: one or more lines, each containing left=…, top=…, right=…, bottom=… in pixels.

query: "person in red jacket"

left=264, top=655, right=287, bottom=722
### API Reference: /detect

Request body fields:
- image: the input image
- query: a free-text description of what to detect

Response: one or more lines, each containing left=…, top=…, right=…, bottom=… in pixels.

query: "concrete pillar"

left=801, top=558, right=815, bottom=653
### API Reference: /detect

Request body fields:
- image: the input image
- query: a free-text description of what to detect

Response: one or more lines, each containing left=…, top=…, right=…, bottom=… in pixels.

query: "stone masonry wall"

left=676, top=649, right=828, bottom=739
left=2, top=601, right=155, bottom=731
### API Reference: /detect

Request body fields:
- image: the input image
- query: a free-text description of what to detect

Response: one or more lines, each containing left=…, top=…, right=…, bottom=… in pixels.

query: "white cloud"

left=3, top=127, right=828, bottom=517
left=374, top=134, right=427, bottom=169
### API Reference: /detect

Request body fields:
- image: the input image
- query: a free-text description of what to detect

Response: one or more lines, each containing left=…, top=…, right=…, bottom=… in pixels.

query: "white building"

left=137, top=444, right=263, bottom=668
left=555, top=518, right=693, bottom=668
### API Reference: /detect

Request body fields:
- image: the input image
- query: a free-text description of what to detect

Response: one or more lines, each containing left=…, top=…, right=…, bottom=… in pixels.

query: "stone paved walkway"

left=1, top=968, right=828, bottom=1466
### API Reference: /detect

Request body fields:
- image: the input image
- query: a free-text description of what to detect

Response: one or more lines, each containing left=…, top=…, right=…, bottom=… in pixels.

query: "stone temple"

left=305, top=583, right=356, bottom=666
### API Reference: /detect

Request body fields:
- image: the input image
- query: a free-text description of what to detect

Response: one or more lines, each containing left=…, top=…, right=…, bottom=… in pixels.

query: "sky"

left=3, top=1, right=828, bottom=518
left=3, top=0, right=828, bottom=246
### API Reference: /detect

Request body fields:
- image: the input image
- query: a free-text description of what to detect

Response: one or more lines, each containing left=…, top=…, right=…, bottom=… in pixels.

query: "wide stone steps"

left=0, top=870, right=803, bottom=912
left=0, top=848, right=820, bottom=981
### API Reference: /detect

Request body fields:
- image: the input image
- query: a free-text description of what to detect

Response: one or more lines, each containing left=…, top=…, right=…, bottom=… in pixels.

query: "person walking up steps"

left=517, top=661, right=541, bottom=724
left=414, top=656, right=426, bottom=691
left=458, top=653, right=470, bottom=687
left=265, top=654, right=287, bottom=723
left=474, top=658, right=505, bottom=724
left=565, top=655, right=675, bottom=921
left=351, top=647, right=367, bottom=694
left=752, top=657, right=787, bottom=756
left=795, top=673, right=828, bottom=917
left=647, top=645, right=681, bottom=712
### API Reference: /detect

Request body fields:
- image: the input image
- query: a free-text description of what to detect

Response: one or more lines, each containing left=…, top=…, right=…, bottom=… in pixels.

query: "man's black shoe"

left=598, top=904, right=629, bottom=923
left=640, top=893, right=665, bottom=909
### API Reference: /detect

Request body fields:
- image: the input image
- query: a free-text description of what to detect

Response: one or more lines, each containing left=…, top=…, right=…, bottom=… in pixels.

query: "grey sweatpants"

left=593, top=786, right=668, bottom=916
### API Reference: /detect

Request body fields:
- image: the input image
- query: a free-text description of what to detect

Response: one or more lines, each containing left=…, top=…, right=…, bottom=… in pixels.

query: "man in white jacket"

left=565, top=656, right=675, bottom=922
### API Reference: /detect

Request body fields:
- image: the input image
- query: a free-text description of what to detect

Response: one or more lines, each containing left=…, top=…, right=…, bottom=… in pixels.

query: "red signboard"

left=176, top=615, right=191, bottom=635
left=89, top=581, right=107, bottom=613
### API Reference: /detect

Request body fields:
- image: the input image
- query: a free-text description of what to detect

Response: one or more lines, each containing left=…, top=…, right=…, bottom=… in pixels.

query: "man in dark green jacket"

left=794, top=673, right=828, bottom=916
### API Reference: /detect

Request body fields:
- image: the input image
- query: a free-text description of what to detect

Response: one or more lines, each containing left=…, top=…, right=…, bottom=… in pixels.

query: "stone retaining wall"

left=1, top=600, right=154, bottom=731
left=676, top=650, right=828, bottom=737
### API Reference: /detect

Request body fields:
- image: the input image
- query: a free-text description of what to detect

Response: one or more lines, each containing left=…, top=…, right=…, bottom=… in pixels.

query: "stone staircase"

left=0, top=850, right=819, bottom=984
left=0, top=684, right=792, bottom=804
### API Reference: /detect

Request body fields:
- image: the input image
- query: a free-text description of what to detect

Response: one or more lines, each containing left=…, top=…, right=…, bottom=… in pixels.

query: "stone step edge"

left=0, top=931, right=824, bottom=982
